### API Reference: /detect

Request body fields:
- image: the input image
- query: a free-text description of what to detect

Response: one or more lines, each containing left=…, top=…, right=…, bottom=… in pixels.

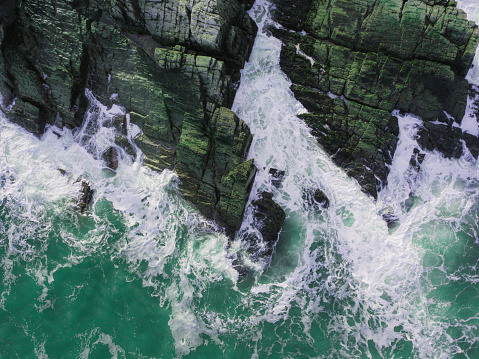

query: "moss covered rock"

left=271, top=0, right=479, bottom=197
left=0, top=0, right=258, bottom=235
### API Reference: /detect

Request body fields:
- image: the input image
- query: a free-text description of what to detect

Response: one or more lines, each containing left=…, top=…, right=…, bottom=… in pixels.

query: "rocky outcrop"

left=58, top=168, right=95, bottom=213
left=271, top=0, right=479, bottom=197
left=269, top=168, right=285, bottom=188
left=103, top=147, right=119, bottom=171
left=78, top=180, right=95, bottom=214
left=302, top=187, right=330, bottom=209
left=244, top=192, right=286, bottom=260
left=0, top=0, right=258, bottom=234
left=312, top=188, right=330, bottom=208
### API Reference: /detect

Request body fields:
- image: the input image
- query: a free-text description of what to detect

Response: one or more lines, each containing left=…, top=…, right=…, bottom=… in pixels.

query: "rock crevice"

left=0, top=0, right=259, bottom=234
left=271, top=0, right=479, bottom=197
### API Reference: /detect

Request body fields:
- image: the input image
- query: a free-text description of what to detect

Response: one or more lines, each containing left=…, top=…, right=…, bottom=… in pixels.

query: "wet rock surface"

left=379, top=206, right=400, bottom=230
left=417, top=121, right=479, bottom=158
left=313, top=189, right=330, bottom=208
left=58, top=168, right=94, bottom=213
left=409, top=148, right=427, bottom=172
left=244, top=192, right=286, bottom=259
left=78, top=180, right=94, bottom=214
left=303, top=187, right=330, bottom=209
left=270, top=0, right=479, bottom=197
left=0, top=0, right=260, bottom=234
left=268, top=168, right=285, bottom=188
left=102, top=147, right=119, bottom=171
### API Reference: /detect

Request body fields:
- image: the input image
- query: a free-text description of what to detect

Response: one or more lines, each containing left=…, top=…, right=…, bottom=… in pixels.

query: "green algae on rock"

left=271, top=0, right=479, bottom=197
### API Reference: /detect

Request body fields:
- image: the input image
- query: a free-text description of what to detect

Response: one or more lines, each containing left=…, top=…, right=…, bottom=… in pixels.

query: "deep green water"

left=2, top=1, right=479, bottom=358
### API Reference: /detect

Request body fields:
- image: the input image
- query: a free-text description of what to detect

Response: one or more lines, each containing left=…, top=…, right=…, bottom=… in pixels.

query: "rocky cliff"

left=0, top=0, right=258, bottom=235
left=271, top=0, right=479, bottom=197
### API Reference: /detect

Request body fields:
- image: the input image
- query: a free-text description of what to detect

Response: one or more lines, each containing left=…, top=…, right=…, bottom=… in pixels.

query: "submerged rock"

left=379, top=206, right=400, bottom=230
left=58, top=168, right=94, bottom=213
left=270, top=0, right=479, bottom=197
left=252, top=192, right=286, bottom=244
left=303, top=187, right=330, bottom=209
left=114, top=136, right=137, bottom=161
left=313, top=189, right=330, bottom=208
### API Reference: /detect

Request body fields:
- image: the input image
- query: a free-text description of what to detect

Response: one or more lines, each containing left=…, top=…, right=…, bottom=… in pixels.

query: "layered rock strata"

left=271, top=0, right=479, bottom=197
left=0, top=0, right=257, bottom=234
left=244, top=191, right=286, bottom=260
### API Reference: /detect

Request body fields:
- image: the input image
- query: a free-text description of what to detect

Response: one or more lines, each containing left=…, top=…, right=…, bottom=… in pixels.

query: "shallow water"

left=1, top=1, right=479, bottom=358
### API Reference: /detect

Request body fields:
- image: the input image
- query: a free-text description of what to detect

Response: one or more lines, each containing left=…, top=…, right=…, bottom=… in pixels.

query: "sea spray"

left=1, top=1, right=479, bottom=358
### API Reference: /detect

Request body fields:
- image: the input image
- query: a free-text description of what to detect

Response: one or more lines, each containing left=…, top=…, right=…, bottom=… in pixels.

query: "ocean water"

left=1, top=1, right=479, bottom=358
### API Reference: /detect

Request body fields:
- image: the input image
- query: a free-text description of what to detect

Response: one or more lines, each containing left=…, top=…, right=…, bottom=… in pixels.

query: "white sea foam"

left=229, top=1, right=479, bottom=357
left=461, top=88, right=479, bottom=136
left=457, top=0, right=479, bottom=137
left=33, top=340, right=49, bottom=359
left=0, top=91, right=238, bottom=356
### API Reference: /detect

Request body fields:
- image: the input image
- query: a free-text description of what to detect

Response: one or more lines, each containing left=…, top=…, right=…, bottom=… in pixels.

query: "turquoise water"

left=2, top=1, right=479, bottom=358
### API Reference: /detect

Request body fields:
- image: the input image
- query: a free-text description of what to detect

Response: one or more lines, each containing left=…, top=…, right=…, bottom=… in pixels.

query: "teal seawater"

left=2, top=150, right=479, bottom=359
left=2, top=1, right=479, bottom=358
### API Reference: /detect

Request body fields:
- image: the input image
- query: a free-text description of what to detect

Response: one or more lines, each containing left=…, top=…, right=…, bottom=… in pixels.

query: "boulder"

left=78, top=180, right=94, bottom=214
left=379, top=206, right=400, bottom=229
left=268, top=168, right=285, bottom=188
left=0, top=0, right=258, bottom=235
left=303, top=187, right=330, bottom=209
left=58, top=168, right=94, bottom=213
left=313, top=189, right=330, bottom=208
left=409, top=148, right=427, bottom=172
left=244, top=192, right=286, bottom=259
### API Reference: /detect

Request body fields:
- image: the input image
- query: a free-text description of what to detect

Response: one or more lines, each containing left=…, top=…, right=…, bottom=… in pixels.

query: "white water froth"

left=79, top=328, right=126, bottom=359
left=235, top=1, right=416, bottom=356
left=457, top=0, right=479, bottom=85
left=461, top=86, right=479, bottom=136
left=457, top=0, right=479, bottom=136
left=0, top=92, right=238, bottom=356
left=230, top=1, right=479, bottom=357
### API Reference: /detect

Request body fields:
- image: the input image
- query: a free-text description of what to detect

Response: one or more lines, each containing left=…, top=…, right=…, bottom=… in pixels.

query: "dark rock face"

left=270, top=0, right=479, bottom=197
left=302, top=187, right=330, bottom=209
left=380, top=207, right=400, bottom=229
left=245, top=192, right=286, bottom=259
left=409, top=148, right=427, bottom=172
left=269, top=168, right=285, bottom=188
left=238, top=0, right=256, bottom=10
left=417, top=121, right=479, bottom=158
left=78, top=180, right=94, bottom=214
left=103, top=147, right=119, bottom=170
left=58, top=168, right=94, bottom=213
left=270, top=0, right=313, bottom=31
left=0, top=0, right=259, bottom=234
left=313, top=189, right=330, bottom=208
